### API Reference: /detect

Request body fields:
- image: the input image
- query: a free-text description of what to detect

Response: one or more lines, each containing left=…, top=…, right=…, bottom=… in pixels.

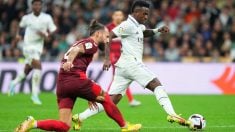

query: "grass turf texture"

left=0, top=93, right=235, bottom=132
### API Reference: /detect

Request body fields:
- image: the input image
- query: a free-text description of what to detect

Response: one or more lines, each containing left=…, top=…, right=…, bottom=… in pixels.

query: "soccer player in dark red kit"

left=107, top=10, right=141, bottom=106
left=15, top=20, right=141, bottom=132
left=72, top=10, right=140, bottom=131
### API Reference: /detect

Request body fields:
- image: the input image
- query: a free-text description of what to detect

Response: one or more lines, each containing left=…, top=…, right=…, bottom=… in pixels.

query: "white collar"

left=32, top=12, right=42, bottom=17
left=128, top=15, right=139, bottom=27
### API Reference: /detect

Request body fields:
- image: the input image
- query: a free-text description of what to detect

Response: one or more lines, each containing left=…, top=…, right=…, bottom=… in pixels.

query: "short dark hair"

left=89, top=19, right=105, bottom=36
left=113, top=8, right=123, bottom=13
left=32, top=0, right=43, bottom=4
left=131, top=0, right=150, bottom=13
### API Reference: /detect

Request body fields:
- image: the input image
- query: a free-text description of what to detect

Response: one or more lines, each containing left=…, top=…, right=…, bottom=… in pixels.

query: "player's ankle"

left=121, top=122, right=128, bottom=128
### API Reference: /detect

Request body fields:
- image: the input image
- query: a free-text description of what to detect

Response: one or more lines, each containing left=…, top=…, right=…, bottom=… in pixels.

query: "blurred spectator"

left=219, top=5, right=232, bottom=30
left=164, top=37, right=180, bottom=62
left=58, top=34, right=69, bottom=55
left=230, top=21, right=235, bottom=62
left=180, top=42, right=191, bottom=57
left=205, top=40, right=214, bottom=57
left=153, top=41, right=165, bottom=62
left=200, top=22, right=211, bottom=42
left=221, top=32, right=232, bottom=57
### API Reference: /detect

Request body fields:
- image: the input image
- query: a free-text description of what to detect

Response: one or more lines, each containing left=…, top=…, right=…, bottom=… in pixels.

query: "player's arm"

left=15, top=28, right=24, bottom=44
left=38, top=15, right=57, bottom=39
left=103, top=31, right=117, bottom=71
left=15, top=16, right=27, bottom=43
left=143, top=26, right=170, bottom=38
left=62, top=45, right=85, bottom=71
left=36, top=31, right=48, bottom=39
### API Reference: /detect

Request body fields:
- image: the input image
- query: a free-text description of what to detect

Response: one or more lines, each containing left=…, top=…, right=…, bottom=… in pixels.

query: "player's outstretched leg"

left=154, top=86, right=190, bottom=126
left=15, top=116, right=70, bottom=132
left=8, top=72, right=26, bottom=96
left=72, top=103, right=104, bottom=130
left=31, top=59, right=42, bottom=105
left=146, top=78, right=190, bottom=127
left=8, top=64, right=32, bottom=96
left=72, top=93, right=142, bottom=131
left=31, top=69, right=42, bottom=105
left=101, top=93, right=142, bottom=131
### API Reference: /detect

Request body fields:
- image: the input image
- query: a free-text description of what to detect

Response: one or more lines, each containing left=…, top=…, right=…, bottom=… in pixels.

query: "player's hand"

left=103, top=59, right=111, bottom=71
left=62, top=62, right=73, bottom=72
left=15, top=34, right=22, bottom=43
left=37, top=31, right=48, bottom=38
left=158, top=26, right=169, bottom=34
left=88, top=101, right=98, bottom=110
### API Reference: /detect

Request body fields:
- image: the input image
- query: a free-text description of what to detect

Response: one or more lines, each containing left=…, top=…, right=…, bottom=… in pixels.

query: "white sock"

left=79, top=103, right=104, bottom=121
left=12, top=72, right=26, bottom=86
left=32, top=69, right=41, bottom=97
left=154, top=86, right=177, bottom=116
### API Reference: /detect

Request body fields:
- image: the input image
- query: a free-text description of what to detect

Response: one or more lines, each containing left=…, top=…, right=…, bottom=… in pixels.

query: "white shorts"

left=23, top=47, right=42, bottom=65
left=108, top=59, right=156, bottom=95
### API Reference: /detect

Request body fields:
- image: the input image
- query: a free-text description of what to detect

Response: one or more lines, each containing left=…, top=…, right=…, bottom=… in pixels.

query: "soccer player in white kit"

left=72, top=0, right=191, bottom=130
left=8, top=0, right=57, bottom=105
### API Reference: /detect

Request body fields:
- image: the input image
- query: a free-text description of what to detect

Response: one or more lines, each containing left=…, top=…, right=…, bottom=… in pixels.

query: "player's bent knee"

left=95, top=95, right=105, bottom=102
left=146, top=78, right=162, bottom=91
left=110, top=94, right=122, bottom=104
left=31, top=59, right=42, bottom=69
left=95, top=90, right=105, bottom=102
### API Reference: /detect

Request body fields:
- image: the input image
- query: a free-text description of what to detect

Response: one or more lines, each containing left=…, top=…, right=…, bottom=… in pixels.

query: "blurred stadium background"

left=0, top=0, right=235, bottom=131
left=1, top=0, right=235, bottom=62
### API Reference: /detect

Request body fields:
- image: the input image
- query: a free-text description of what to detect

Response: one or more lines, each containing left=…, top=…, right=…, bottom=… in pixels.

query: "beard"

left=98, top=42, right=105, bottom=51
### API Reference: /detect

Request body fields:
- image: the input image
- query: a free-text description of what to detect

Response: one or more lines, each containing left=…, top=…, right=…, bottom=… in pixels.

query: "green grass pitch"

left=0, top=93, right=235, bottom=131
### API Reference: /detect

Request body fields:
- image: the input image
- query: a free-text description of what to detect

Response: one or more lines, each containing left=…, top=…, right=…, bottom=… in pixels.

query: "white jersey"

left=19, top=12, right=56, bottom=53
left=109, top=15, right=156, bottom=94
left=112, top=15, right=146, bottom=67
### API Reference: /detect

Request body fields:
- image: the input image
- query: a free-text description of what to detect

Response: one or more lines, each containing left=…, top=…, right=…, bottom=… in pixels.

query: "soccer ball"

left=188, top=114, right=206, bottom=130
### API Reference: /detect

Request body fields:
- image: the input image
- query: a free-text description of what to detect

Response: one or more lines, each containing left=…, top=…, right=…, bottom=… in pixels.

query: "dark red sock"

left=126, top=88, right=134, bottom=102
left=37, top=120, right=70, bottom=132
left=101, top=94, right=125, bottom=127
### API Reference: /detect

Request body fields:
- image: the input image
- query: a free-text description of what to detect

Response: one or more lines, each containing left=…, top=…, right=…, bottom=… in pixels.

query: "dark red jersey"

left=57, top=38, right=102, bottom=109
left=60, top=38, right=98, bottom=74
left=106, top=22, right=122, bottom=64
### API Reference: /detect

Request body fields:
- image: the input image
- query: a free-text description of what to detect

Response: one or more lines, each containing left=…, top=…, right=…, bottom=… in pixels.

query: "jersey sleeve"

left=19, top=16, right=27, bottom=28
left=112, top=21, right=132, bottom=37
left=47, top=15, right=57, bottom=33
left=139, top=24, right=146, bottom=31
left=81, top=42, right=97, bottom=54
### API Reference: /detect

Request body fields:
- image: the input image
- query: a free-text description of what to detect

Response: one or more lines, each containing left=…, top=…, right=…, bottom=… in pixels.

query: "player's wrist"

left=153, top=28, right=161, bottom=36
left=44, top=32, right=49, bottom=37
left=104, top=57, right=110, bottom=61
left=153, top=28, right=159, bottom=34
left=66, top=61, right=73, bottom=64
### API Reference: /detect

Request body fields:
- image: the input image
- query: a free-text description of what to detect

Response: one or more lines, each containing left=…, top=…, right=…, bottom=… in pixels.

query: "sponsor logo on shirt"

left=85, top=42, right=93, bottom=49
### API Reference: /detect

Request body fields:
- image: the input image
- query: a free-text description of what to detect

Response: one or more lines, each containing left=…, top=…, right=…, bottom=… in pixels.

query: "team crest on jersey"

left=85, top=42, right=93, bottom=49
left=118, top=27, right=124, bottom=33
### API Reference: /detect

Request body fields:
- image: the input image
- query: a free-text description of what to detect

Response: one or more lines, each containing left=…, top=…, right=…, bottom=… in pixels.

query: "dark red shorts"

left=56, top=72, right=102, bottom=109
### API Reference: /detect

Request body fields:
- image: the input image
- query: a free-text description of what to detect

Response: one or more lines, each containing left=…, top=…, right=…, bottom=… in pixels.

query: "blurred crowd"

left=0, top=0, right=235, bottom=62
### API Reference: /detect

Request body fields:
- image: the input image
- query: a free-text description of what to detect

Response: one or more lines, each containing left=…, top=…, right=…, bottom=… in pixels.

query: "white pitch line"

left=70, top=125, right=235, bottom=130
left=207, top=125, right=235, bottom=128
left=0, top=125, right=234, bottom=131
